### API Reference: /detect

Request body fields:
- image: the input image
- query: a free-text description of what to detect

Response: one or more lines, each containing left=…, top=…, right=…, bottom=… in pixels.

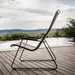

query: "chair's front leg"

left=19, top=40, right=28, bottom=61
left=11, top=39, right=23, bottom=69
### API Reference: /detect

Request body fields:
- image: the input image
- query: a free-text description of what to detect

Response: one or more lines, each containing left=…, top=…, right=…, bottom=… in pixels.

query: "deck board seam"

left=0, top=61, right=12, bottom=75
left=11, top=51, right=64, bottom=75
left=10, top=51, right=57, bottom=75
left=0, top=53, right=25, bottom=75
left=5, top=52, right=38, bottom=75
left=8, top=52, right=46, bottom=75
left=16, top=50, right=75, bottom=75
left=25, top=53, right=74, bottom=75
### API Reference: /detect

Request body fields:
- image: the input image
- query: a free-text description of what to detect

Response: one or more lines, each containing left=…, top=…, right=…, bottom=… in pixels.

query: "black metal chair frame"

left=11, top=10, right=60, bottom=70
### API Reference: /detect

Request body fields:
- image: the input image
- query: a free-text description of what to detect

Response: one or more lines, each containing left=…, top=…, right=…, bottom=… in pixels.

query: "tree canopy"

left=53, top=18, right=75, bottom=37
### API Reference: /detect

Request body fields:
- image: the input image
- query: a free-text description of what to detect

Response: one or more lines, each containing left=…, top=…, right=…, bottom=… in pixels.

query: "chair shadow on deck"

left=11, top=49, right=59, bottom=74
left=10, top=9, right=60, bottom=71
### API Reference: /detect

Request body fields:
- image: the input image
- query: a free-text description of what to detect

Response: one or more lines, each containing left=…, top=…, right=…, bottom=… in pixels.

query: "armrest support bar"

left=21, top=36, right=41, bottom=41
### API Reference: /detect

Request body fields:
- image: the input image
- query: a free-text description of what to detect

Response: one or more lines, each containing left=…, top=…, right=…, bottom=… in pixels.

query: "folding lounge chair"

left=11, top=10, right=60, bottom=70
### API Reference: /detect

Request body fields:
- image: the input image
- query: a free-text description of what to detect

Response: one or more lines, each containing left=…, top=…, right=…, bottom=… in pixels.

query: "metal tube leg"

left=45, top=40, right=56, bottom=60
left=53, top=58, right=58, bottom=69
left=11, top=40, right=23, bottom=69
left=19, top=40, right=28, bottom=61
left=43, top=41, right=57, bottom=69
left=19, top=48, right=24, bottom=61
left=43, top=41, right=54, bottom=60
left=11, top=47, right=20, bottom=69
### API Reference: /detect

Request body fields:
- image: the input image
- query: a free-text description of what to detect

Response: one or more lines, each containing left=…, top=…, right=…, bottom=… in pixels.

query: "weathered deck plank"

left=0, top=62, right=11, bottom=75
left=0, top=55, right=20, bottom=75
left=0, top=45, right=75, bottom=75
left=0, top=70, right=3, bottom=75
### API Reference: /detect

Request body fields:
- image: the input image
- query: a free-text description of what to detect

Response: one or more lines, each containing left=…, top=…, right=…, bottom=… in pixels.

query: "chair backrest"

left=35, top=10, right=60, bottom=49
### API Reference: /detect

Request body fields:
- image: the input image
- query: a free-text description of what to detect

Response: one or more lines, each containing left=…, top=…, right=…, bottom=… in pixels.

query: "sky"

left=0, top=0, right=75, bottom=30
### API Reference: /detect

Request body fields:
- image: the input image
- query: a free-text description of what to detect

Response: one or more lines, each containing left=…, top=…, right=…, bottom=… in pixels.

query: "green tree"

left=62, top=18, right=75, bottom=37
left=53, top=18, right=75, bottom=37
left=53, top=29, right=61, bottom=37
left=2, top=33, right=11, bottom=41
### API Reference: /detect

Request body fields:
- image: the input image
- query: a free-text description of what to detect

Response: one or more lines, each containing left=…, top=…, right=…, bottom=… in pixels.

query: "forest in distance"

left=0, top=29, right=56, bottom=34
left=0, top=29, right=56, bottom=41
left=0, top=18, right=75, bottom=41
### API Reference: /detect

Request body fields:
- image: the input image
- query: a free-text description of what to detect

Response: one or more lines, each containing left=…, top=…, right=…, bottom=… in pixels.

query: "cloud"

left=67, top=8, right=75, bottom=12
left=0, top=0, right=75, bottom=30
left=0, top=16, right=2, bottom=18
left=56, top=0, right=75, bottom=6
left=24, top=8, right=52, bottom=15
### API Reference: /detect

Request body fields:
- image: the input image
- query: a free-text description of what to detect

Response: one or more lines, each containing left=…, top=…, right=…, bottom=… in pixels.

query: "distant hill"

left=0, top=29, right=56, bottom=34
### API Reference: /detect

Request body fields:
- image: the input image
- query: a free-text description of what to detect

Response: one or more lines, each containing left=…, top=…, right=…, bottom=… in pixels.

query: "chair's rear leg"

left=45, top=40, right=56, bottom=60
left=43, top=41, right=57, bottom=69
left=43, top=42, right=54, bottom=61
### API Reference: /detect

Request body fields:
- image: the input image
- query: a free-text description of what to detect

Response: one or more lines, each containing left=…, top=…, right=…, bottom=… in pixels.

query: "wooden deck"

left=0, top=45, right=75, bottom=75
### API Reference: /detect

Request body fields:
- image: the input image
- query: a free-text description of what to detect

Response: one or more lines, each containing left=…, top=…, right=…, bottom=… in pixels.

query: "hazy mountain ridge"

left=0, top=29, right=56, bottom=34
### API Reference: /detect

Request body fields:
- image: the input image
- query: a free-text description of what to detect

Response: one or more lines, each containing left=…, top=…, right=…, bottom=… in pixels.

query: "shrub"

left=11, top=32, right=31, bottom=40
left=0, top=32, right=51, bottom=41
left=53, top=18, right=75, bottom=37
left=0, top=35, right=2, bottom=41
left=1, top=33, right=11, bottom=41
